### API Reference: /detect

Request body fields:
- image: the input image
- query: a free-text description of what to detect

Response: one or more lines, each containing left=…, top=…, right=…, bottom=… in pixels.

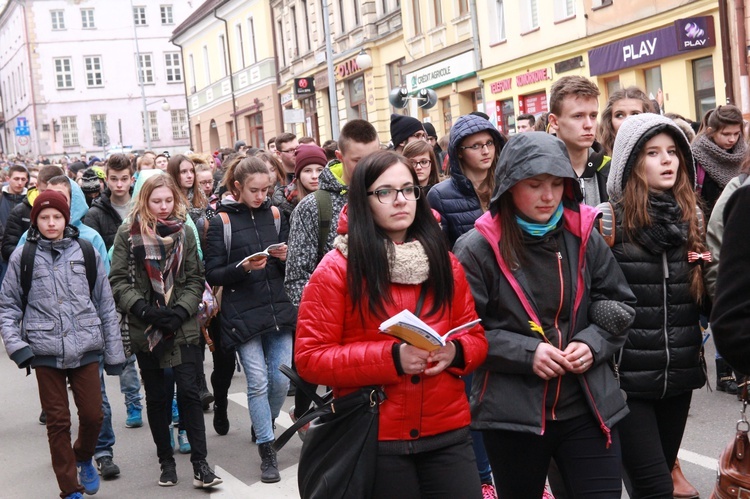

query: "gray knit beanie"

left=607, top=113, right=695, bottom=202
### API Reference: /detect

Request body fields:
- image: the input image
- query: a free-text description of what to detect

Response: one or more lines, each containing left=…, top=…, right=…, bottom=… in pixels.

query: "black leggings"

left=483, top=413, right=622, bottom=499
left=371, top=437, right=482, bottom=499
left=619, top=391, right=692, bottom=499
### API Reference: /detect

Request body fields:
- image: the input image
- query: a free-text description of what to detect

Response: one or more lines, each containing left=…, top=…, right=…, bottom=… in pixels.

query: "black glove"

left=152, top=306, right=190, bottom=334
left=131, top=300, right=173, bottom=325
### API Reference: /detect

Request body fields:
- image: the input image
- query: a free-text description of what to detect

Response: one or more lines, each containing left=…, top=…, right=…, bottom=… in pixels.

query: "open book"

left=235, top=243, right=286, bottom=268
left=379, top=310, right=481, bottom=351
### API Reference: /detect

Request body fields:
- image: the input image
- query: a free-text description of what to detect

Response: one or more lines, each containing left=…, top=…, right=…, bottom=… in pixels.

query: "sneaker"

left=178, top=430, right=191, bottom=454
left=288, top=406, right=309, bottom=440
left=481, top=483, right=498, bottom=499
left=96, top=456, right=121, bottom=480
left=192, top=460, right=223, bottom=488
left=39, top=410, right=47, bottom=425
left=213, top=405, right=229, bottom=436
left=200, top=389, right=215, bottom=411
left=125, top=404, right=143, bottom=428
left=76, top=459, right=100, bottom=495
left=158, top=459, right=178, bottom=487
left=258, top=442, right=280, bottom=483
left=171, top=398, right=179, bottom=424
left=64, top=493, right=83, bottom=499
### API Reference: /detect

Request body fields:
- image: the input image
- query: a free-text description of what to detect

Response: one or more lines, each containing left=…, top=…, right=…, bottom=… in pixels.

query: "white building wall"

left=0, top=2, right=33, bottom=156
left=0, top=0, right=194, bottom=159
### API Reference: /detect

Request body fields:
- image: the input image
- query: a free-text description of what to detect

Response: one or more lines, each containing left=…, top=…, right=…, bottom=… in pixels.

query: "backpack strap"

left=270, top=205, right=281, bottom=235
left=20, top=241, right=38, bottom=312
left=218, top=212, right=231, bottom=261
left=595, top=202, right=616, bottom=248
left=313, top=189, right=333, bottom=263
left=77, top=238, right=97, bottom=296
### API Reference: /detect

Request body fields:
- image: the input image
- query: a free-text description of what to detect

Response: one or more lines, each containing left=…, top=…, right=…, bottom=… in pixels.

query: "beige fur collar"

left=333, top=234, right=430, bottom=284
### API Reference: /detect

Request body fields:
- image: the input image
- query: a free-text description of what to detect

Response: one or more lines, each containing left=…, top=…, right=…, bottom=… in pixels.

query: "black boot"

left=213, top=399, right=229, bottom=436
left=717, top=358, right=739, bottom=394
left=258, top=442, right=280, bottom=483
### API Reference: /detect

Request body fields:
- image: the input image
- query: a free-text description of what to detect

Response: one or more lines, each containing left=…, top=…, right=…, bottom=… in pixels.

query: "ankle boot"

left=717, top=358, right=739, bottom=394
left=213, top=399, right=229, bottom=436
left=258, top=442, right=280, bottom=483
left=672, top=459, right=699, bottom=498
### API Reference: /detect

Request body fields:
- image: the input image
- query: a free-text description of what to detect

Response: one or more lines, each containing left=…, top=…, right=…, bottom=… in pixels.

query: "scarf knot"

left=333, top=234, right=430, bottom=284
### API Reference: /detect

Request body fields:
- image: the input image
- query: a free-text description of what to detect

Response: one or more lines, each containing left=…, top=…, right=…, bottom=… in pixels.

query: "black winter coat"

left=204, top=199, right=296, bottom=350
left=1, top=196, right=31, bottom=261
left=608, top=206, right=706, bottom=399
left=82, top=190, right=125, bottom=250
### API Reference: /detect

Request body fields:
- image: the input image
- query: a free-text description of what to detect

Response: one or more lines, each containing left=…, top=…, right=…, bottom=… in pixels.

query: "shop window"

left=348, top=76, right=367, bottom=121
left=496, top=98, right=514, bottom=135
left=302, top=97, right=320, bottom=144
left=693, top=57, right=715, bottom=121
left=441, top=97, right=452, bottom=132
left=605, top=78, right=620, bottom=99
left=388, top=59, right=406, bottom=114
left=643, top=67, right=663, bottom=103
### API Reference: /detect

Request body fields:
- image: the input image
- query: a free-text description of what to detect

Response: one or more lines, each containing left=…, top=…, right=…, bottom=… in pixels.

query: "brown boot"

left=672, top=458, right=699, bottom=498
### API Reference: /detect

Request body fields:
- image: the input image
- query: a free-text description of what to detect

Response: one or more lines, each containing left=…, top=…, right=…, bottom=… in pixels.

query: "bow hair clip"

left=687, top=251, right=712, bottom=263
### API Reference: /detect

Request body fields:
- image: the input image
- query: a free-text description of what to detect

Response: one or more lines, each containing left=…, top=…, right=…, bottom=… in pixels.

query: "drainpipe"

left=214, top=8, right=239, bottom=142
left=469, top=0, right=483, bottom=105
left=171, top=39, right=193, bottom=150
left=20, top=0, right=40, bottom=156
left=735, top=0, right=749, bottom=115
left=719, top=0, right=735, bottom=105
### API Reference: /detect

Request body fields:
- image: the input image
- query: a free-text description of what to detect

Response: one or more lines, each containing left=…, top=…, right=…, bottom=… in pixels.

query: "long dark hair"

left=347, top=150, right=453, bottom=320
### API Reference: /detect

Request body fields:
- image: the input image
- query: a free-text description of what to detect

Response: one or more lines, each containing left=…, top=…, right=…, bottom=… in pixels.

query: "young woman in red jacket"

left=295, top=150, right=488, bottom=499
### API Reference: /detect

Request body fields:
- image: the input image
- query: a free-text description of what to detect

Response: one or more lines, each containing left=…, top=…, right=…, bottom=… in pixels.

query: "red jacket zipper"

left=550, top=250, right=565, bottom=420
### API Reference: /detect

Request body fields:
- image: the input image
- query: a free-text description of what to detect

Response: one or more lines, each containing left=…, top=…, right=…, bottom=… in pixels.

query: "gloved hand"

left=104, top=363, right=126, bottom=376
left=131, top=300, right=173, bottom=325
left=152, top=306, right=190, bottom=334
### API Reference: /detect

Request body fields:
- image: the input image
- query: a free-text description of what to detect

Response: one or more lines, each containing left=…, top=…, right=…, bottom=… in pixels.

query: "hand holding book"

left=379, top=309, right=481, bottom=352
left=235, top=243, right=287, bottom=268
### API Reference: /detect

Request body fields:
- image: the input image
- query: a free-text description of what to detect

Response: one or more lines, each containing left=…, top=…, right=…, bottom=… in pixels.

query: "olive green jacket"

left=109, top=223, right=205, bottom=368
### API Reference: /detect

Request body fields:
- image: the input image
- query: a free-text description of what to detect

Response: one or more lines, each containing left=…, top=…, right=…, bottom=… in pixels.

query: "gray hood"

left=489, top=132, right=582, bottom=212
left=608, top=113, right=695, bottom=202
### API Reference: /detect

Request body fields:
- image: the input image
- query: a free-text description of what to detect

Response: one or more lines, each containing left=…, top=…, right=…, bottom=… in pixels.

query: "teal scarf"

left=516, top=203, right=563, bottom=237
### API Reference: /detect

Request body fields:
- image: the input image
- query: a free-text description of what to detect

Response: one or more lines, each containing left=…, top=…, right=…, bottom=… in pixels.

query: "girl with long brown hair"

left=167, top=154, right=207, bottom=224
left=598, top=86, right=652, bottom=156
left=601, top=113, right=707, bottom=498
left=402, top=139, right=441, bottom=195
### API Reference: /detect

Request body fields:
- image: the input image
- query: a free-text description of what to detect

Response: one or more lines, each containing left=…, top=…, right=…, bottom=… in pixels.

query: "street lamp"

left=321, top=0, right=339, bottom=139
left=355, top=49, right=372, bottom=70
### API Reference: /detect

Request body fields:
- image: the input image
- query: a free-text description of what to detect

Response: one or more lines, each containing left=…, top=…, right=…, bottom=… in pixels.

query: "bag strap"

left=20, top=240, right=38, bottom=312
left=595, top=201, right=616, bottom=248
left=314, top=189, right=333, bottom=263
left=218, top=212, right=231, bottom=262
left=414, top=284, right=428, bottom=317
left=78, top=238, right=97, bottom=296
left=278, top=364, right=327, bottom=407
left=270, top=205, right=281, bottom=235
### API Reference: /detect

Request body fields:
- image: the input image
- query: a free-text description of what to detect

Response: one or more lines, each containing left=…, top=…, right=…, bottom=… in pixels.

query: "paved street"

left=0, top=334, right=740, bottom=498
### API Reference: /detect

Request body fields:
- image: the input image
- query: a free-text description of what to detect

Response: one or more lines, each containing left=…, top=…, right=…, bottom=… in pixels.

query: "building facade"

left=476, top=0, right=724, bottom=133
left=171, top=0, right=282, bottom=154
left=0, top=0, right=193, bottom=159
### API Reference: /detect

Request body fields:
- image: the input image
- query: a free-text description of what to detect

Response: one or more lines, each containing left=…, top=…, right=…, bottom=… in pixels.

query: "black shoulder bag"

left=274, top=365, right=384, bottom=499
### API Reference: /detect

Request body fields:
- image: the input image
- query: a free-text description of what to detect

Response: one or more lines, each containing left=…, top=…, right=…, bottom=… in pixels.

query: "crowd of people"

left=0, top=73, right=748, bottom=499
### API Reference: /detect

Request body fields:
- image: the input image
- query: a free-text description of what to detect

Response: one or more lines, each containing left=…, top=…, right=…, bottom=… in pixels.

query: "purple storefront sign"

left=588, top=17, right=715, bottom=76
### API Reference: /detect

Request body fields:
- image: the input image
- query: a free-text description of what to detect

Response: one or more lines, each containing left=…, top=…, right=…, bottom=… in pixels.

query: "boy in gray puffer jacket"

left=0, top=190, right=125, bottom=499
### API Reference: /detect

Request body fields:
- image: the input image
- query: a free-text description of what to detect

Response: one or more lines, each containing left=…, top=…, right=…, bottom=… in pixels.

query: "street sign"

left=15, top=126, right=30, bottom=136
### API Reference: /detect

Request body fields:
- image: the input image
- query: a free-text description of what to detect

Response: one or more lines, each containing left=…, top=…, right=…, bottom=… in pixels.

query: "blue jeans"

left=119, top=354, right=142, bottom=409
left=94, top=359, right=115, bottom=459
left=236, top=331, right=292, bottom=445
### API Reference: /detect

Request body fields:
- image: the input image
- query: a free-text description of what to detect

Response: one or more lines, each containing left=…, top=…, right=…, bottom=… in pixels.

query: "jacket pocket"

left=76, top=314, right=105, bottom=352
left=70, top=261, right=90, bottom=296
left=24, top=321, right=58, bottom=356
left=31, top=266, right=53, bottom=299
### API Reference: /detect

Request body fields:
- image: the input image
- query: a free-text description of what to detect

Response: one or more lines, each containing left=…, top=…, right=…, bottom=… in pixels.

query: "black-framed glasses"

left=459, top=140, right=495, bottom=151
left=279, top=148, right=297, bottom=154
left=411, top=159, right=431, bottom=169
left=199, top=180, right=214, bottom=186
left=366, top=186, right=421, bottom=204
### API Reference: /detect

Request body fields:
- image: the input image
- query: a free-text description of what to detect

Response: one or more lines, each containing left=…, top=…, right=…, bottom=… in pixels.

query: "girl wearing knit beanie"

left=601, top=113, right=707, bottom=498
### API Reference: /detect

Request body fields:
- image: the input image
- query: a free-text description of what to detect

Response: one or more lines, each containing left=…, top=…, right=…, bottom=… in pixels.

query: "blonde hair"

left=130, top=174, right=186, bottom=233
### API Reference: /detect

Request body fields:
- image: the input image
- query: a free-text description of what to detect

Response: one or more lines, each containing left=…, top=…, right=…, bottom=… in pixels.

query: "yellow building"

left=171, top=0, right=282, bottom=152
left=272, top=0, right=404, bottom=145
left=477, top=0, right=723, bottom=133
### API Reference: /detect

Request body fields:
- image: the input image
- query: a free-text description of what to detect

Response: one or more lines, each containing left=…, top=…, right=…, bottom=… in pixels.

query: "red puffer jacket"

left=295, top=247, right=488, bottom=442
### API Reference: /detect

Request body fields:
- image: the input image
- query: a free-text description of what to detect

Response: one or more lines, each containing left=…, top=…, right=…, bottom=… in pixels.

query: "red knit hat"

left=31, top=190, right=70, bottom=227
left=294, top=144, right=327, bottom=179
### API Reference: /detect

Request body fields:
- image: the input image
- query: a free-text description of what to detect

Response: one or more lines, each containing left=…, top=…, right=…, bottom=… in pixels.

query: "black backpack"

left=20, top=238, right=97, bottom=312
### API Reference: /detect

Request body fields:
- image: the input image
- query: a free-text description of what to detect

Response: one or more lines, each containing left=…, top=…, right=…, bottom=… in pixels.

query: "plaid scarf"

left=130, top=216, right=185, bottom=356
